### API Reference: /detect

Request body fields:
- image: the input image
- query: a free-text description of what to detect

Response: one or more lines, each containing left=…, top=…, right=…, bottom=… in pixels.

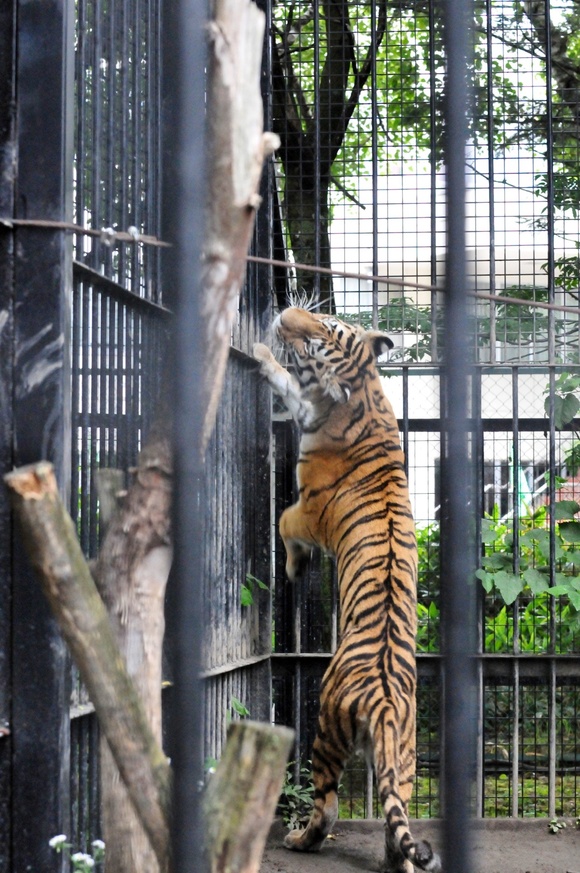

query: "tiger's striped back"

left=253, top=308, right=440, bottom=873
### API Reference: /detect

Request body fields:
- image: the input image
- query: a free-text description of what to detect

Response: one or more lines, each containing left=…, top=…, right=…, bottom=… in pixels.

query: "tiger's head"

left=273, top=307, right=393, bottom=404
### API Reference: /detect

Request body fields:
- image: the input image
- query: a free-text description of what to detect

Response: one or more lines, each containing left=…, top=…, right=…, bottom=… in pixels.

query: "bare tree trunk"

left=93, top=423, right=172, bottom=873
left=201, top=0, right=279, bottom=452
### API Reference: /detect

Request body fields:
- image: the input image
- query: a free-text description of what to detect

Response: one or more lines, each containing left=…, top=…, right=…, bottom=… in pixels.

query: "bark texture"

left=93, top=421, right=173, bottom=873
left=201, top=0, right=279, bottom=452
left=204, top=721, right=294, bottom=873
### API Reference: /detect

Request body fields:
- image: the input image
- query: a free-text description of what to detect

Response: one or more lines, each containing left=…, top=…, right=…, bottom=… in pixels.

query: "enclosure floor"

left=261, top=817, right=579, bottom=873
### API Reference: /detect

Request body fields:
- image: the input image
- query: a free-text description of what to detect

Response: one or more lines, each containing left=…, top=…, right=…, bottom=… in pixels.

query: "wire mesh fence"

left=270, top=0, right=580, bottom=823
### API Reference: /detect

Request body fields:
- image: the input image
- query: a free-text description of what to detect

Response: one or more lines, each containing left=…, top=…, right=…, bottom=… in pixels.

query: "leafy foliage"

left=545, top=373, right=580, bottom=430
left=228, top=696, right=250, bottom=722
left=241, top=572, right=269, bottom=607
left=278, top=762, right=314, bottom=830
left=414, top=488, right=580, bottom=655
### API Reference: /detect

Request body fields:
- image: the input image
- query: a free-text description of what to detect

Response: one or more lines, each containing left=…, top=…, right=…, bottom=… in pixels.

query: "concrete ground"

left=261, top=817, right=580, bottom=873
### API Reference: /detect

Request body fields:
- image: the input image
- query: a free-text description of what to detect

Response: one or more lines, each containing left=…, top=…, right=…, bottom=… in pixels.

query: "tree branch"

left=4, top=462, right=171, bottom=872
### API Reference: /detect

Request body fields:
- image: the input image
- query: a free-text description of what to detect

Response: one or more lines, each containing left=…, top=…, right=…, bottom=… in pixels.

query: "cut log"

left=204, top=720, right=294, bottom=873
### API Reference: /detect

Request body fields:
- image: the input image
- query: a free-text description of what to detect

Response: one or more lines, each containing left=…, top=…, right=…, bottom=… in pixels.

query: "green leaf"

left=475, top=568, right=494, bottom=592
left=550, top=393, right=580, bottom=429
left=230, top=696, right=250, bottom=718
left=481, top=519, right=500, bottom=544
left=550, top=500, right=580, bottom=520
left=246, top=572, right=269, bottom=590
left=493, top=571, right=524, bottom=605
left=240, top=584, right=254, bottom=607
left=522, top=567, right=550, bottom=594
left=428, top=600, right=440, bottom=619
left=483, top=552, right=513, bottom=570
left=558, top=521, right=580, bottom=543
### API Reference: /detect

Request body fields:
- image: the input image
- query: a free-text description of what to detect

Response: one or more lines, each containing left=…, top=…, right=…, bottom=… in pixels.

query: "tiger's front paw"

left=253, top=342, right=276, bottom=367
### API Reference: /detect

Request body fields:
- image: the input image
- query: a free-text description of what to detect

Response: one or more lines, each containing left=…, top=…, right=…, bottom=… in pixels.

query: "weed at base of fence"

left=278, top=763, right=314, bottom=830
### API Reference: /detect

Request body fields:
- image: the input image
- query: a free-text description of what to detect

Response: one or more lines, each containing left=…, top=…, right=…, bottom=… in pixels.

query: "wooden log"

left=93, top=425, right=172, bottom=873
left=204, top=721, right=294, bottom=873
left=4, top=461, right=171, bottom=872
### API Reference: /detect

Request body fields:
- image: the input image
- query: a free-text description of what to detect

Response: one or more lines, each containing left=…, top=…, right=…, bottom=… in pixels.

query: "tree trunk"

left=201, top=0, right=279, bottom=451
left=283, top=168, right=334, bottom=310
left=93, top=422, right=173, bottom=873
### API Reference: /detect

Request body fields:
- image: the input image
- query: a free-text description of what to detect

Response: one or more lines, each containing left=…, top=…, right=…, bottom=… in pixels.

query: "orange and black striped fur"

left=254, top=308, right=441, bottom=873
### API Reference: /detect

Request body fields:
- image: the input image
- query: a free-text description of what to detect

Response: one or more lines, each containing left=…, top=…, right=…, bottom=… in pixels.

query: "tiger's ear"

left=363, top=330, right=394, bottom=359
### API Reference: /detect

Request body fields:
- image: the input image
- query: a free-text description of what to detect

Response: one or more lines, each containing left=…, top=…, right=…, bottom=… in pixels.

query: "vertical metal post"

left=511, top=369, right=521, bottom=817
left=472, top=367, right=484, bottom=816
left=163, top=0, right=207, bottom=870
left=0, top=2, right=16, bottom=869
left=9, top=1, right=75, bottom=870
left=440, top=1, right=476, bottom=871
left=428, top=0, right=439, bottom=362
left=485, top=0, right=497, bottom=362
left=370, top=0, right=379, bottom=329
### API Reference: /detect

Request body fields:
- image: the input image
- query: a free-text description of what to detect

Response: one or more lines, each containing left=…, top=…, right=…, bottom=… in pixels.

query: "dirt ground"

left=261, top=817, right=580, bottom=873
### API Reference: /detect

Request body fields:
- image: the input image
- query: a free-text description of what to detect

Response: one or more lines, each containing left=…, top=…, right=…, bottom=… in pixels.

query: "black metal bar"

left=313, top=0, right=321, bottom=302
left=0, top=1, right=16, bottom=868
left=440, top=0, right=476, bottom=870
left=370, top=0, right=379, bottom=329
left=485, top=0, right=497, bottom=363
left=162, top=0, right=207, bottom=870
left=428, top=0, right=439, bottom=363
left=11, top=0, right=75, bottom=868
left=271, top=651, right=580, bottom=679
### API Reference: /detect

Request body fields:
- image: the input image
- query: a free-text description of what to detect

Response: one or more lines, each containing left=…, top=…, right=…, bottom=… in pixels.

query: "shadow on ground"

left=261, top=817, right=579, bottom=873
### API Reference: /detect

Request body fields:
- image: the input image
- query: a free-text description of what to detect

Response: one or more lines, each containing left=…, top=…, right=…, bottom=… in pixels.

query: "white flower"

left=91, top=840, right=105, bottom=851
left=71, top=852, right=94, bottom=867
left=49, top=835, right=67, bottom=848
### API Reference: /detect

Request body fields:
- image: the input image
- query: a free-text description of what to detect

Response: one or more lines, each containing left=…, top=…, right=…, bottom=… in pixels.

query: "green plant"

left=416, top=601, right=440, bottom=653
left=477, top=502, right=580, bottom=614
left=278, top=762, right=314, bottom=830
left=241, top=573, right=269, bottom=607
left=544, top=373, right=580, bottom=430
left=204, top=756, right=218, bottom=776
left=548, top=817, right=567, bottom=833
left=49, top=835, right=105, bottom=872
left=228, top=696, right=250, bottom=723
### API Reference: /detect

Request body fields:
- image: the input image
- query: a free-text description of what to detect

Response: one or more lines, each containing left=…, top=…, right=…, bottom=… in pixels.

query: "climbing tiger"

left=253, top=307, right=441, bottom=873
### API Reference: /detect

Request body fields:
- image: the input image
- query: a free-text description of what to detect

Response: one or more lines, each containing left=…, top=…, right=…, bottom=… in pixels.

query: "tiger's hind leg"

left=284, top=716, right=348, bottom=852
left=380, top=779, right=440, bottom=873
left=374, top=713, right=441, bottom=873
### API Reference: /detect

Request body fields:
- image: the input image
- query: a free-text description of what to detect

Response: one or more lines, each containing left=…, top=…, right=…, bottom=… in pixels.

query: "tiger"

left=253, top=307, right=441, bottom=873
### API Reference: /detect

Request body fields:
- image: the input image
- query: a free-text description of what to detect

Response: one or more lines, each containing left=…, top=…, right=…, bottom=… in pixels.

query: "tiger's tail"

left=383, top=790, right=442, bottom=873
